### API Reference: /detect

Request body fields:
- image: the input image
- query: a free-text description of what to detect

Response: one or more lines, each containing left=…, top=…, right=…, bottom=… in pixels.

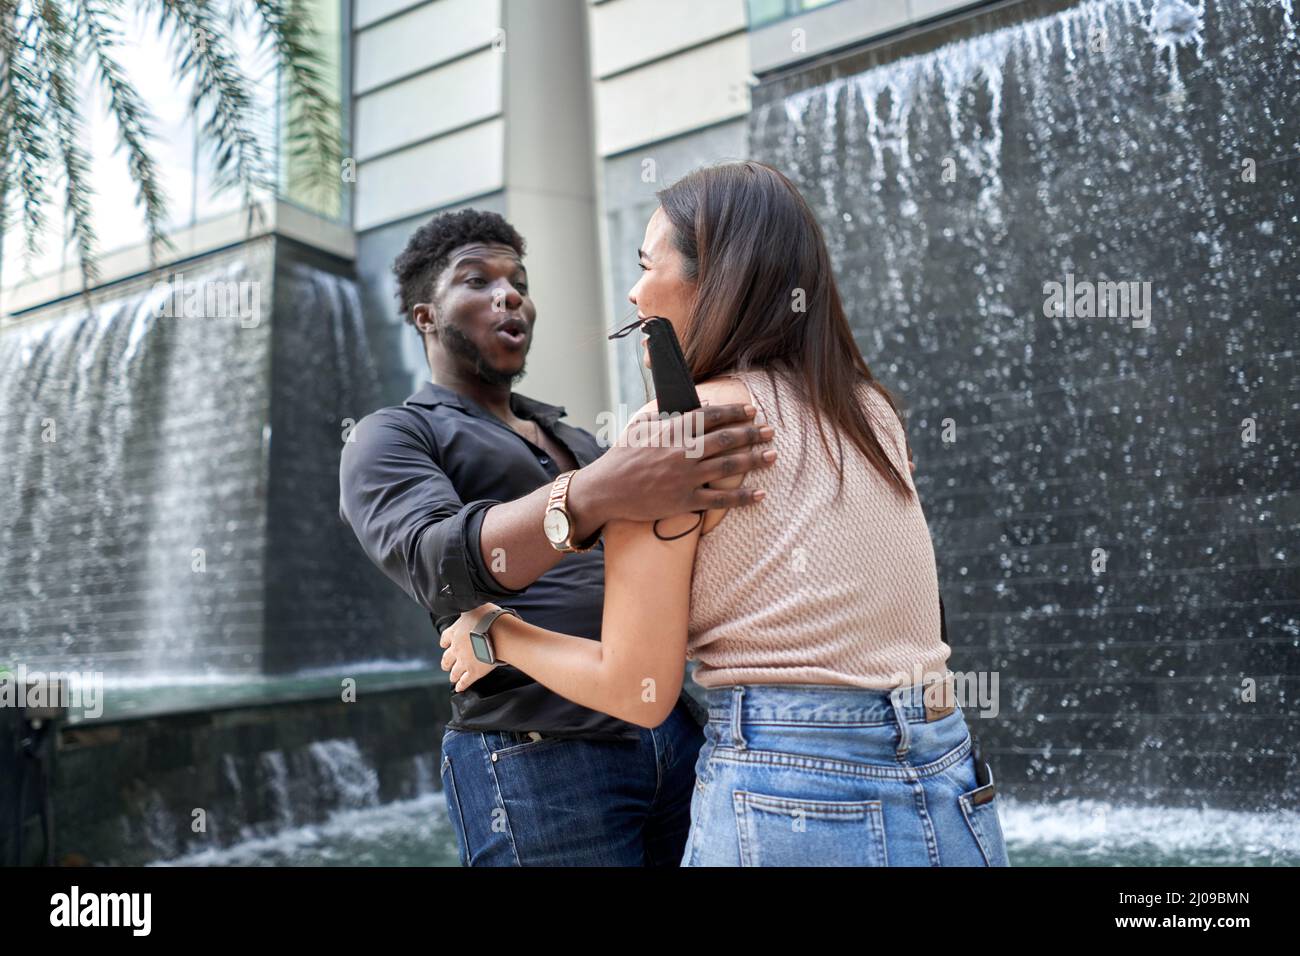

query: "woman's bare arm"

left=441, top=381, right=757, bottom=727
left=481, top=507, right=701, bottom=727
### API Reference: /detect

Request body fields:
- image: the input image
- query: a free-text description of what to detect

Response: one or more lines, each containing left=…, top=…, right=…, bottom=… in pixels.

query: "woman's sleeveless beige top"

left=687, top=367, right=951, bottom=690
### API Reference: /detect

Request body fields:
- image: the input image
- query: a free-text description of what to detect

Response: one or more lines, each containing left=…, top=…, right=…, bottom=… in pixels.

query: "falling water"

left=752, top=0, right=1299, bottom=811
left=0, top=245, right=389, bottom=682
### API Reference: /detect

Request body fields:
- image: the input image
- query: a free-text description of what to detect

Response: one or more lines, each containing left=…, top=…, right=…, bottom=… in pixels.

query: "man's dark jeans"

left=439, top=698, right=704, bottom=866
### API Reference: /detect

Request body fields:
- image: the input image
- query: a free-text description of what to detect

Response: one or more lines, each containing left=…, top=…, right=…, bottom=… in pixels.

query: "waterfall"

left=750, top=0, right=1299, bottom=810
left=0, top=246, right=384, bottom=682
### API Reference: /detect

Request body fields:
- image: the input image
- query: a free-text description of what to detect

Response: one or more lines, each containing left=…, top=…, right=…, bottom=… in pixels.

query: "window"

left=277, top=0, right=346, bottom=220
left=746, top=0, right=842, bottom=29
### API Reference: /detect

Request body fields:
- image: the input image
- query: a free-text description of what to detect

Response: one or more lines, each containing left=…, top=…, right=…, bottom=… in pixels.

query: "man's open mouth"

left=495, top=318, right=529, bottom=348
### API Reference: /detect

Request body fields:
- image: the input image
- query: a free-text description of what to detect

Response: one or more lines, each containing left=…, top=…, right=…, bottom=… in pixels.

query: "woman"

left=440, top=160, right=1010, bottom=867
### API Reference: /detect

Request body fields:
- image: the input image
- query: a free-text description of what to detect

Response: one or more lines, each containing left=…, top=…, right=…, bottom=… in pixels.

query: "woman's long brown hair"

left=656, top=160, right=912, bottom=498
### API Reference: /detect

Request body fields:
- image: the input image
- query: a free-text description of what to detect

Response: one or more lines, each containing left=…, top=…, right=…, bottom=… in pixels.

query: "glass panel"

left=747, top=0, right=791, bottom=29
left=278, top=0, right=345, bottom=220
left=748, top=0, right=843, bottom=29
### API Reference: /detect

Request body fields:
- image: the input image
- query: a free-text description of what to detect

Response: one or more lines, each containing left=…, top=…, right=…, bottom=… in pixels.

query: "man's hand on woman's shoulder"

left=572, top=397, right=775, bottom=527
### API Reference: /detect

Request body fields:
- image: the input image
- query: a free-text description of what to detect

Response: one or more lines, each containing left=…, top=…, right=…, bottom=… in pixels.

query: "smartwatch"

left=469, top=606, right=520, bottom=665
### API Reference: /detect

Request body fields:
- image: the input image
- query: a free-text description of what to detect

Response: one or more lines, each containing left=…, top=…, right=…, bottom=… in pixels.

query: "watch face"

left=543, top=508, right=570, bottom=544
left=470, top=632, right=493, bottom=665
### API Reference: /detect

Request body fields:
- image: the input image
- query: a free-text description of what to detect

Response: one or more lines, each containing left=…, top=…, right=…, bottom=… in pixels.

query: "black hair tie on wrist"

left=654, top=512, right=703, bottom=541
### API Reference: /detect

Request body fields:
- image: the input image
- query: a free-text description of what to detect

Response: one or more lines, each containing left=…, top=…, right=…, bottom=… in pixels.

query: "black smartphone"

left=641, top=317, right=700, bottom=414
left=614, top=316, right=704, bottom=540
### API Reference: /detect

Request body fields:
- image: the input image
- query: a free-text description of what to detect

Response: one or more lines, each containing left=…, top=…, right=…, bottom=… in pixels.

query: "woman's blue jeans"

left=682, top=680, right=1011, bottom=866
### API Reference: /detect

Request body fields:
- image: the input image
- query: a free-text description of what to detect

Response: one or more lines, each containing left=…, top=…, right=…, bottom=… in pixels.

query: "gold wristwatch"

left=543, top=470, right=600, bottom=553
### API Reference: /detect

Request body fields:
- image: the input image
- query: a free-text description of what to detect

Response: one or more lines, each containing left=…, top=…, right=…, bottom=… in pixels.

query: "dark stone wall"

left=750, top=0, right=1299, bottom=810
left=263, top=237, right=430, bottom=673
left=50, top=679, right=450, bottom=865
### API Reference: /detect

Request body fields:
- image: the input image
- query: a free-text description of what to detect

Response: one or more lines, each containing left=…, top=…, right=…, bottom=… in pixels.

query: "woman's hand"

left=440, top=603, right=503, bottom=692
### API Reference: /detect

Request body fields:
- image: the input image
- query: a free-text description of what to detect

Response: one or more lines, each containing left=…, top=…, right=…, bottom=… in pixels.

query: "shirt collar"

left=404, top=380, right=569, bottom=427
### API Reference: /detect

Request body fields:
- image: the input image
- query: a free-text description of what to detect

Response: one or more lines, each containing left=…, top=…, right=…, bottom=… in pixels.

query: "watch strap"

left=572, top=523, right=602, bottom=551
left=470, top=606, right=519, bottom=664
left=546, top=470, right=599, bottom=553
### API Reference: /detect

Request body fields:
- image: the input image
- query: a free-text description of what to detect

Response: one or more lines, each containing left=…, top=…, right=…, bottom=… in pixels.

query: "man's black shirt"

left=339, top=380, right=704, bottom=740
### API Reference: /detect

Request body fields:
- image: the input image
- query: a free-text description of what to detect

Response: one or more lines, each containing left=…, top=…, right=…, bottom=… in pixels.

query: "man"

left=338, top=209, right=774, bottom=866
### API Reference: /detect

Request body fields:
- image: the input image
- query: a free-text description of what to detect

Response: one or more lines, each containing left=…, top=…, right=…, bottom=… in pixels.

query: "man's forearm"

left=476, top=461, right=614, bottom=590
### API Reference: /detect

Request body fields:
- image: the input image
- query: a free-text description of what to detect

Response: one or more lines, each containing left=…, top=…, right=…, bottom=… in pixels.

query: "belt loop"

left=730, top=686, right=747, bottom=750
left=889, top=685, right=911, bottom=756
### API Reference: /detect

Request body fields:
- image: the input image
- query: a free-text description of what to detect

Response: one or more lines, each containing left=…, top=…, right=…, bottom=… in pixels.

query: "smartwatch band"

left=469, top=606, right=520, bottom=665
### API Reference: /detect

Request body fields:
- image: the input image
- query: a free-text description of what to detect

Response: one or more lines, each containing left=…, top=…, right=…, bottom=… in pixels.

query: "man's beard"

left=437, top=320, right=526, bottom=388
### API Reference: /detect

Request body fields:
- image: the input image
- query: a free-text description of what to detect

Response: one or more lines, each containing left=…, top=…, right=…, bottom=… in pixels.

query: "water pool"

left=152, top=794, right=1300, bottom=867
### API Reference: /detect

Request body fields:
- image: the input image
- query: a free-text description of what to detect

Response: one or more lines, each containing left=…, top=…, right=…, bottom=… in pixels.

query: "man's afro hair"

left=392, top=208, right=526, bottom=326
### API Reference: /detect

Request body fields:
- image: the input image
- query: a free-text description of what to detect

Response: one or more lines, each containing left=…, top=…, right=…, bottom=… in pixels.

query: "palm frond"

left=73, top=0, right=177, bottom=267
left=34, top=0, right=99, bottom=290
left=0, top=0, right=343, bottom=297
left=149, top=0, right=270, bottom=223
left=0, top=0, right=54, bottom=271
left=247, top=0, right=342, bottom=207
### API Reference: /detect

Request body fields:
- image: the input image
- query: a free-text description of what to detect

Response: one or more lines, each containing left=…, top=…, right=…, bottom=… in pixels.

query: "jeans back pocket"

left=957, top=787, right=1010, bottom=866
left=733, top=789, right=888, bottom=867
